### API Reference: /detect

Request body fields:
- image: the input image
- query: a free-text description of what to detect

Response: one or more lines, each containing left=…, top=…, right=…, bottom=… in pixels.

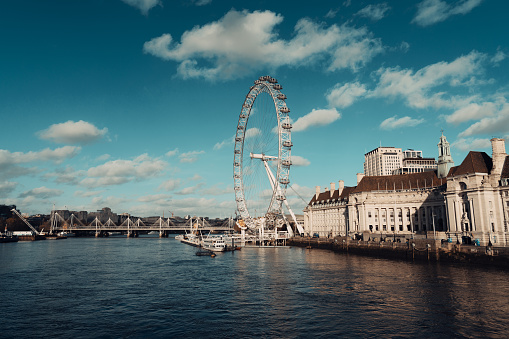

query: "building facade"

left=304, top=136, right=509, bottom=246
left=364, top=147, right=402, bottom=176
left=393, top=149, right=437, bottom=175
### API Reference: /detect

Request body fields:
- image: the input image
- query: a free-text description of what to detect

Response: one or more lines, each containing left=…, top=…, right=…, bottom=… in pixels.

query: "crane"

left=11, top=209, right=40, bottom=235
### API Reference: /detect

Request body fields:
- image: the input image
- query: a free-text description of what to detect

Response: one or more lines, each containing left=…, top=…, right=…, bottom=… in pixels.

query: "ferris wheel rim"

left=233, top=75, right=293, bottom=230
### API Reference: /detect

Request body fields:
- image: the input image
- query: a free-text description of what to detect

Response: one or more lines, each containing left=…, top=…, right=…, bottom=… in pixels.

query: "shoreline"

left=289, top=236, right=509, bottom=270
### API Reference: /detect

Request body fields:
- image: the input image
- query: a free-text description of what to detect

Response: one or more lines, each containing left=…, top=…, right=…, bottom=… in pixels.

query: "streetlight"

left=432, top=210, right=436, bottom=239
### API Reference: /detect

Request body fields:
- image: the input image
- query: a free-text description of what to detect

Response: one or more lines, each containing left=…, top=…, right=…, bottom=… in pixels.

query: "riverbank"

left=289, top=236, right=509, bottom=269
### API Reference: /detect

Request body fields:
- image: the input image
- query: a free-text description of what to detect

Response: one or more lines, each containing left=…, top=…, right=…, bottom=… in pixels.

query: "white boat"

left=58, top=231, right=75, bottom=237
left=201, top=236, right=226, bottom=252
left=179, top=217, right=203, bottom=247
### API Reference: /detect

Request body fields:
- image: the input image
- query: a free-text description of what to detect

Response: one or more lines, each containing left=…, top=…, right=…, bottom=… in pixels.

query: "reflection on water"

left=1, top=238, right=508, bottom=338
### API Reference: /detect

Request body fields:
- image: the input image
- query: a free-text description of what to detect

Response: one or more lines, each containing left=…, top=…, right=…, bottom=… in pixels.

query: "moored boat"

left=201, top=236, right=226, bottom=252
left=0, top=234, right=19, bottom=243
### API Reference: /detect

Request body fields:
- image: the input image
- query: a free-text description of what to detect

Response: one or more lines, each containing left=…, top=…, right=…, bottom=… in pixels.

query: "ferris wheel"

left=233, top=76, right=304, bottom=236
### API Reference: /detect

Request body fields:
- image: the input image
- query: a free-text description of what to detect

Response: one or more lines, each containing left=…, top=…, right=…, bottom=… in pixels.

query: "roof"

left=352, top=171, right=444, bottom=194
left=501, top=156, right=509, bottom=179
left=447, top=151, right=492, bottom=177
left=308, top=186, right=356, bottom=205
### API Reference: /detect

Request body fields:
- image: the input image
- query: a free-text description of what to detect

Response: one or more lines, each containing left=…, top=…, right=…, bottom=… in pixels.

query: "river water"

left=1, top=236, right=509, bottom=338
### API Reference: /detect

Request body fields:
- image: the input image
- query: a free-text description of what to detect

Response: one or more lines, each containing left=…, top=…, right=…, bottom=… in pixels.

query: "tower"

left=491, top=138, right=507, bottom=177
left=437, top=130, right=454, bottom=178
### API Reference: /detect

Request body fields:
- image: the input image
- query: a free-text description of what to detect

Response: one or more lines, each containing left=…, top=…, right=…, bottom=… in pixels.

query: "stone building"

left=304, top=135, right=509, bottom=246
left=444, top=138, right=509, bottom=246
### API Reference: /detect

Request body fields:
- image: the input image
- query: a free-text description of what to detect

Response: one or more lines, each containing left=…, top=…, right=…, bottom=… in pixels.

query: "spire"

left=437, top=130, right=454, bottom=178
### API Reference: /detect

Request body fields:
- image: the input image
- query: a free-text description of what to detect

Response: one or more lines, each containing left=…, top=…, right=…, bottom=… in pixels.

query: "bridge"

left=51, top=213, right=234, bottom=235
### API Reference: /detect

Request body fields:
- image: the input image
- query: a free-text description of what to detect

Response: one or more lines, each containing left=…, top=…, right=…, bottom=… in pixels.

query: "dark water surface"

left=1, top=236, right=509, bottom=338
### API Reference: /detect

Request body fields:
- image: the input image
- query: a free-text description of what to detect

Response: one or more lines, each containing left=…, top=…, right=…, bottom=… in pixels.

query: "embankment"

left=289, top=237, right=509, bottom=269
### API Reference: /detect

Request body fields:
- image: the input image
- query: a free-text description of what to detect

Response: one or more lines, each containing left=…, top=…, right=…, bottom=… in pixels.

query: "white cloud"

left=458, top=101, right=509, bottom=137
left=327, top=82, right=367, bottom=108
left=44, top=166, right=85, bottom=185
left=356, top=3, right=390, bottom=21
left=38, top=120, right=107, bottom=145
left=325, top=9, right=338, bottom=19
left=81, top=154, right=167, bottom=188
left=216, top=127, right=263, bottom=151
left=137, top=194, right=172, bottom=203
left=291, top=155, right=310, bottom=167
left=143, top=9, right=384, bottom=80
left=201, top=184, right=233, bottom=196
left=176, top=183, right=205, bottom=195
left=0, top=181, right=17, bottom=196
left=0, top=146, right=80, bottom=165
left=292, top=108, right=341, bottom=132
left=179, top=150, right=205, bottom=163
left=96, top=154, right=111, bottom=162
left=214, top=136, right=234, bottom=150
left=412, top=0, right=483, bottom=27
left=159, top=178, right=181, bottom=191
left=371, top=50, right=485, bottom=109
left=192, top=0, right=212, bottom=5
left=19, top=186, right=64, bottom=199
left=445, top=101, right=496, bottom=124
left=166, top=148, right=179, bottom=157
left=245, top=128, right=262, bottom=139
left=380, top=116, right=425, bottom=130
left=452, top=137, right=491, bottom=151
left=491, top=48, right=507, bottom=64
left=121, top=0, right=161, bottom=15
left=189, top=174, right=202, bottom=181
left=74, top=190, right=104, bottom=198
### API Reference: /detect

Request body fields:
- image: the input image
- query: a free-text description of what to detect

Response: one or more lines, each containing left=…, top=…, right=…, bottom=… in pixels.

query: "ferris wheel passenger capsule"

left=282, top=122, right=292, bottom=129
left=273, top=84, right=282, bottom=90
left=279, top=107, right=290, bottom=113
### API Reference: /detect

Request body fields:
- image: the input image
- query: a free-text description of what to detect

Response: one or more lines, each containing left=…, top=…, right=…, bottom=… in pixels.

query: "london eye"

left=233, top=76, right=303, bottom=236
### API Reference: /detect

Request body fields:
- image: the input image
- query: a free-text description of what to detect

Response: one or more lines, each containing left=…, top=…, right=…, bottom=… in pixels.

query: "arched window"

left=459, top=182, right=467, bottom=190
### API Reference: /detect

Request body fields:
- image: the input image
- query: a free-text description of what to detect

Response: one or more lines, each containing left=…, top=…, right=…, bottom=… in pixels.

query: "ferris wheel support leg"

left=282, top=199, right=305, bottom=236
left=262, top=160, right=295, bottom=238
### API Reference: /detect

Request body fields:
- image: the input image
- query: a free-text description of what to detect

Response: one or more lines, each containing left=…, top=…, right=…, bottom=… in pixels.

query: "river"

left=1, top=236, right=508, bottom=338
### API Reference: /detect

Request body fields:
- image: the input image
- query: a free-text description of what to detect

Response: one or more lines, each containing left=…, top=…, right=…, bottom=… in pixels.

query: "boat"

left=0, top=229, right=18, bottom=243
left=201, top=236, right=226, bottom=252
left=196, top=250, right=216, bottom=257
left=59, top=231, right=75, bottom=237
left=179, top=217, right=203, bottom=247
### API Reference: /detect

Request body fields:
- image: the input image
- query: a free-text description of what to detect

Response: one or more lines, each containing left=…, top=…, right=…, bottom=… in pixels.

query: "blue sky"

left=1, top=0, right=508, bottom=218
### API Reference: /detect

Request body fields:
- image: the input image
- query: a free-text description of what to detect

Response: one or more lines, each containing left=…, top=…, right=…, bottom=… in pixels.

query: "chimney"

left=330, top=182, right=335, bottom=197
left=491, top=138, right=507, bottom=176
left=315, top=186, right=321, bottom=199
left=357, top=173, right=364, bottom=185
left=338, top=180, right=344, bottom=196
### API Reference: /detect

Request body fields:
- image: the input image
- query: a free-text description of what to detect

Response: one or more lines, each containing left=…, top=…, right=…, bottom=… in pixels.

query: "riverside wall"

left=289, top=236, right=509, bottom=269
